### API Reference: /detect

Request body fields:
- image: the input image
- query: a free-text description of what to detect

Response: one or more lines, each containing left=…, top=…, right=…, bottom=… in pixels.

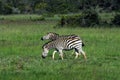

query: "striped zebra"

left=41, top=32, right=81, bottom=42
left=41, top=32, right=85, bottom=57
left=42, top=37, right=87, bottom=60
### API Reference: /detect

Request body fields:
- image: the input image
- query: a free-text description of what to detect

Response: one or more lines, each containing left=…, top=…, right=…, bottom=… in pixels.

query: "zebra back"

left=43, top=36, right=83, bottom=50
left=41, top=32, right=81, bottom=41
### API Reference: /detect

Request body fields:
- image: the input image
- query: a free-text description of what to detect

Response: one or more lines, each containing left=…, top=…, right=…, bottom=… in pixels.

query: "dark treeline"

left=0, top=0, right=120, bottom=14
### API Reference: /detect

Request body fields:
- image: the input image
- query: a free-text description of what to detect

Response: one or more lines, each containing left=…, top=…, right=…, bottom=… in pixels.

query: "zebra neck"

left=47, top=42, right=55, bottom=49
left=56, top=35, right=59, bottom=39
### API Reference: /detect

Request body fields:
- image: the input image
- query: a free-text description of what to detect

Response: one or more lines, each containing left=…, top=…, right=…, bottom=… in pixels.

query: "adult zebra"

left=41, top=32, right=83, bottom=45
left=42, top=36, right=87, bottom=60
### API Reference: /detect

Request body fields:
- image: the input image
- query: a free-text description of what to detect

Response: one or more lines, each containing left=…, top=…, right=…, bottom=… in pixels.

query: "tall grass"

left=0, top=14, right=45, bottom=21
left=0, top=17, right=120, bottom=80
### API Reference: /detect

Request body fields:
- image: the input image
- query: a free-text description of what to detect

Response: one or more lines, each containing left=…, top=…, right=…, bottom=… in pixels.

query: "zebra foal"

left=42, top=37, right=87, bottom=60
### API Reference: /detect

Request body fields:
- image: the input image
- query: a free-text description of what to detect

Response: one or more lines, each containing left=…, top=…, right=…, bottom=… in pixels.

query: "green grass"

left=0, top=17, right=120, bottom=80
left=0, top=14, right=42, bottom=21
left=0, top=14, right=61, bottom=21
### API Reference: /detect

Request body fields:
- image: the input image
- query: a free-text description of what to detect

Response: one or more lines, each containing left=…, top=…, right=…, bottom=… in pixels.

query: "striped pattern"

left=41, top=32, right=81, bottom=41
left=42, top=36, right=86, bottom=60
left=41, top=32, right=84, bottom=46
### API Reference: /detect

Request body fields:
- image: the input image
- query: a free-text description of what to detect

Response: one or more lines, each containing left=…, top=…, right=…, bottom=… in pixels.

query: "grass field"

left=0, top=15, right=120, bottom=80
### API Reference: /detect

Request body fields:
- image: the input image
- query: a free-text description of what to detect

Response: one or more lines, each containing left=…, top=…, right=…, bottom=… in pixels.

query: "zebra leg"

left=75, top=52, right=79, bottom=59
left=59, top=50, right=64, bottom=60
left=52, top=50, right=57, bottom=60
left=71, top=50, right=74, bottom=55
left=79, top=49, right=87, bottom=60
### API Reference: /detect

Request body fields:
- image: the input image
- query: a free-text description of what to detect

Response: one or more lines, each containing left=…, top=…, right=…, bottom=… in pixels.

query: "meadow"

left=0, top=15, right=120, bottom=80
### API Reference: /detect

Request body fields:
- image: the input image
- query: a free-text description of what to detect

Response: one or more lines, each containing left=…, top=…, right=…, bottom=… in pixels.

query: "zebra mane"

left=48, top=32, right=59, bottom=40
left=60, top=34, right=80, bottom=39
left=60, top=34, right=76, bottom=37
left=48, top=32, right=59, bottom=36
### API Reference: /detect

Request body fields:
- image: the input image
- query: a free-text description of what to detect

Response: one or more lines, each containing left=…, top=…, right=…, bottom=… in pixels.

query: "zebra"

left=41, top=32, right=82, bottom=42
left=41, top=32, right=85, bottom=59
left=42, top=37, right=87, bottom=60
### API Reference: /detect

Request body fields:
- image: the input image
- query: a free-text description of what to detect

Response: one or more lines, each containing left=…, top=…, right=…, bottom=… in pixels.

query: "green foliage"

left=60, top=14, right=82, bottom=26
left=0, top=1, right=3, bottom=14
left=0, top=0, right=120, bottom=14
left=0, top=14, right=45, bottom=21
left=30, top=16, right=45, bottom=21
left=80, top=9, right=100, bottom=26
left=3, top=4, right=12, bottom=14
left=112, top=13, right=120, bottom=26
left=59, top=10, right=100, bottom=27
left=35, top=2, right=47, bottom=10
left=46, top=0, right=69, bottom=14
left=34, top=2, right=47, bottom=14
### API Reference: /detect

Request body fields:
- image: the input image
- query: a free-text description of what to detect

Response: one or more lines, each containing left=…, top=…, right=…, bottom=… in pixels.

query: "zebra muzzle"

left=41, top=37, right=44, bottom=40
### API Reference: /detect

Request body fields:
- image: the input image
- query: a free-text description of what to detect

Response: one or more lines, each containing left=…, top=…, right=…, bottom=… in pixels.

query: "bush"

left=81, top=10, right=100, bottom=26
left=58, top=14, right=82, bottom=27
left=3, top=4, right=12, bottom=14
left=112, top=13, right=120, bottom=25
left=30, top=16, right=45, bottom=21
left=59, top=9, right=100, bottom=27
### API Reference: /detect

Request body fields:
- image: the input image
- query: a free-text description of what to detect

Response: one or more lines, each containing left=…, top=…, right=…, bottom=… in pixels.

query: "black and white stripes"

left=41, top=32, right=86, bottom=60
left=66, top=38, right=82, bottom=49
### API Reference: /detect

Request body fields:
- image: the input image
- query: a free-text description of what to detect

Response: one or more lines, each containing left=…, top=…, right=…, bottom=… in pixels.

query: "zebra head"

left=42, top=46, right=49, bottom=59
left=41, top=32, right=59, bottom=41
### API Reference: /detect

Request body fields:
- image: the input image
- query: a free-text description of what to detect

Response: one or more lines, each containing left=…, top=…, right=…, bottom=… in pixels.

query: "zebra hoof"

left=42, top=55, right=46, bottom=59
